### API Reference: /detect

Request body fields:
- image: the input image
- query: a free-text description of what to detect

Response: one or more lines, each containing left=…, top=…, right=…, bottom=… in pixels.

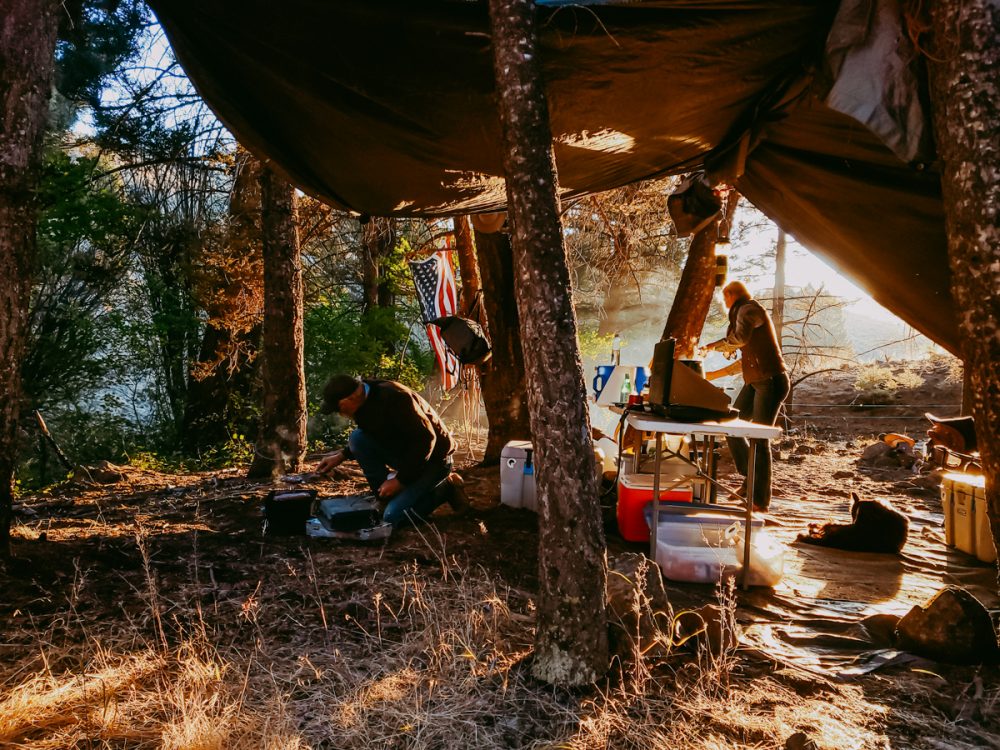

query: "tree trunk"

left=962, top=364, right=974, bottom=417
left=661, top=221, right=719, bottom=357
left=360, top=216, right=396, bottom=312
left=488, top=0, right=608, bottom=685
left=926, top=1, right=1000, bottom=586
left=661, top=189, right=739, bottom=357
left=0, top=0, right=60, bottom=556
left=772, top=228, right=788, bottom=415
left=248, top=167, right=307, bottom=478
left=473, top=226, right=532, bottom=463
left=772, top=228, right=787, bottom=344
left=453, top=216, right=481, bottom=316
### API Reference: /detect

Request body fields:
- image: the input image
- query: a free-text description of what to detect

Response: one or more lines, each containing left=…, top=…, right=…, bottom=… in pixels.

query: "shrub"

left=853, top=365, right=899, bottom=405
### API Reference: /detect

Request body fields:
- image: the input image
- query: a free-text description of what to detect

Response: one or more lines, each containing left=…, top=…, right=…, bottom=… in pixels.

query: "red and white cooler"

left=617, top=471, right=693, bottom=542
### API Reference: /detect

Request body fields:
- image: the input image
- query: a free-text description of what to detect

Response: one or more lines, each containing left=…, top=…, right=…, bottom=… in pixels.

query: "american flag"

left=410, top=251, right=460, bottom=390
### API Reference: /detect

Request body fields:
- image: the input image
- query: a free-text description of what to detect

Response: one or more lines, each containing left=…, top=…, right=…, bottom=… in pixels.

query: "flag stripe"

left=410, top=251, right=460, bottom=389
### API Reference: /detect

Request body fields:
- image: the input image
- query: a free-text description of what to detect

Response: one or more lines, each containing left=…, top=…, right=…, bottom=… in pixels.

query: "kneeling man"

left=316, top=375, right=466, bottom=525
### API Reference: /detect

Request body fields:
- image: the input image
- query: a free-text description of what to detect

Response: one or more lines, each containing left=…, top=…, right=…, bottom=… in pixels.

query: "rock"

left=674, top=603, right=740, bottom=656
left=832, top=470, right=855, bottom=480
left=909, top=473, right=942, bottom=490
left=784, top=732, right=818, bottom=750
left=860, top=613, right=901, bottom=646
left=860, top=442, right=893, bottom=464
left=787, top=455, right=806, bottom=465
left=859, top=441, right=916, bottom=469
left=607, top=553, right=673, bottom=661
left=895, top=587, right=999, bottom=664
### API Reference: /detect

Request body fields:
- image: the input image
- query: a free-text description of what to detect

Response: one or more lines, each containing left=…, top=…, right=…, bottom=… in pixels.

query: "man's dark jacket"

left=342, top=379, right=455, bottom=484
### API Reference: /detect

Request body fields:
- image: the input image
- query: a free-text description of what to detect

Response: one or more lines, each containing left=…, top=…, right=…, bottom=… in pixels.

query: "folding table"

left=625, top=411, right=782, bottom=588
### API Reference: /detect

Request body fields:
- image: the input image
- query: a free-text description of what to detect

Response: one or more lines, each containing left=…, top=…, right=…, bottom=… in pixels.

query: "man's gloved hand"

left=316, top=450, right=346, bottom=476
left=378, top=477, right=403, bottom=499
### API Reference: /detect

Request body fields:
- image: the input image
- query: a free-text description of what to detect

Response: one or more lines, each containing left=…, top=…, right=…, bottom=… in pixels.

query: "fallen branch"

left=33, top=410, right=73, bottom=471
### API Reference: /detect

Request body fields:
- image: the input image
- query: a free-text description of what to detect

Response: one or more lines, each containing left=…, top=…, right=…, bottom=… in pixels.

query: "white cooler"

left=501, top=440, right=537, bottom=511
left=500, top=440, right=602, bottom=513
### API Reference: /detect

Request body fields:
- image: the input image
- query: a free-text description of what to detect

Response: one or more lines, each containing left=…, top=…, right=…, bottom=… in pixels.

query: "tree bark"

left=0, top=0, right=61, bottom=555
left=360, top=216, right=396, bottom=312
left=248, top=167, right=307, bottom=478
left=661, top=189, right=739, bottom=357
left=926, top=1, right=1000, bottom=586
left=473, top=226, right=532, bottom=463
left=661, top=221, right=717, bottom=357
left=453, top=216, right=481, bottom=316
left=772, top=228, right=787, bottom=345
left=488, top=0, right=608, bottom=685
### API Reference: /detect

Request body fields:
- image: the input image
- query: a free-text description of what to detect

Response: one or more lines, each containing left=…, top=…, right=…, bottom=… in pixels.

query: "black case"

left=263, top=489, right=318, bottom=535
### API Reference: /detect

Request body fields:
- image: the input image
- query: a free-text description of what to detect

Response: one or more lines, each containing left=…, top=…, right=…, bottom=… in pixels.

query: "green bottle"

left=620, top=372, right=632, bottom=403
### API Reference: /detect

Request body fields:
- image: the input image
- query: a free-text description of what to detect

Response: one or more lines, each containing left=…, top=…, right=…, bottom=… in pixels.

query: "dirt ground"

left=3, top=358, right=998, bottom=749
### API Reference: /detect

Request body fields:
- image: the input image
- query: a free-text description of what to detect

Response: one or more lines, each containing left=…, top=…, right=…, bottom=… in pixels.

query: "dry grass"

left=1, top=524, right=893, bottom=750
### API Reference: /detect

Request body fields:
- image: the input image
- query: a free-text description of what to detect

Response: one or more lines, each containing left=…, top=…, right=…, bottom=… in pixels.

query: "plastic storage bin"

left=617, top=471, right=693, bottom=542
left=655, top=529, right=784, bottom=587
left=942, top=473, right=995, bottom=563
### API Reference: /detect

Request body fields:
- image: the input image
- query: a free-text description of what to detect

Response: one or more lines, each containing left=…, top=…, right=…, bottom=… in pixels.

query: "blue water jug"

left=593, top=365, right=615, bottom=398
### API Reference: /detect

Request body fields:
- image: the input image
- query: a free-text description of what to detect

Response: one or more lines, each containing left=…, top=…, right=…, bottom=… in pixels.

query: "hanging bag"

left=427, top=292, right=492, bottom=365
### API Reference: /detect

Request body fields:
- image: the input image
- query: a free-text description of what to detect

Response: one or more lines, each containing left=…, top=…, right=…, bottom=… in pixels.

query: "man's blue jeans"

left=347, top=428, right=452, bottom=526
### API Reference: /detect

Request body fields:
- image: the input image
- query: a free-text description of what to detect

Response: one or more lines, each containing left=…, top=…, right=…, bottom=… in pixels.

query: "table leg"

left=742, top=438, right=757, bottom=590
left=650, top=432, right=663, bottom=561
left=708, top=437, right=718, bottom=504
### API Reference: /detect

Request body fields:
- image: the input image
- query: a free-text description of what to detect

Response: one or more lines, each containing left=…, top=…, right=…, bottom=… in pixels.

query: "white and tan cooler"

left=941, top=473, right=996, bottom=564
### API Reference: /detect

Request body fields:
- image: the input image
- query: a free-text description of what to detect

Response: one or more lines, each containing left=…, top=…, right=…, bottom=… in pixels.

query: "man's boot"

left=444, top=472, right=470, bottom=515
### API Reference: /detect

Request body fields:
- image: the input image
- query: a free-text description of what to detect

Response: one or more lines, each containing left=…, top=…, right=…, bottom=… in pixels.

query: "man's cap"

left=320, top=375, right=361, bottom=414
left=925, top=413, right=977, bottom=452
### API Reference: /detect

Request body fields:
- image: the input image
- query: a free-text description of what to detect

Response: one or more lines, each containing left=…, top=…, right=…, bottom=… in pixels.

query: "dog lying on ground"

left=797, top=492, right=908, bottom=554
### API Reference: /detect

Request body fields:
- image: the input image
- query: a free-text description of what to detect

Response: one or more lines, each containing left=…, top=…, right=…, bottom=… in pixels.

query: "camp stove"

left=305, top=494, right=393, bottom=541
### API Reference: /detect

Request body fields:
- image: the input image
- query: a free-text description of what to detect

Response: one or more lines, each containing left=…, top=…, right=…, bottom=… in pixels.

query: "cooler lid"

left=620, top=468, right=696, bottom=488
left=501, top=440, right=533, bottom=458
left=942, top=472, right=985, bottom=488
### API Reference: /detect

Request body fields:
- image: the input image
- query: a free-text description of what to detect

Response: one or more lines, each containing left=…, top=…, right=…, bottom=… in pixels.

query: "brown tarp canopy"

left=149, top=0, right=956, bottom=353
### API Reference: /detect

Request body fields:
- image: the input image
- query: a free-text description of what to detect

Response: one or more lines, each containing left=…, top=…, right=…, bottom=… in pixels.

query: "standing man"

left=704, top=281, right=789, bottom=511
left=316, top=374, right=467, bottom=525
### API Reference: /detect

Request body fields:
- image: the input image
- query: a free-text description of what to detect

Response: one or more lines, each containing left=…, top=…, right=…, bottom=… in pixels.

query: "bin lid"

left=645, top=505, right=763, bottom=529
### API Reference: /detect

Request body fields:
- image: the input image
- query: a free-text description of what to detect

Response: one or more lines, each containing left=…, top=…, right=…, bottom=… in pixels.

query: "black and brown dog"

left=798, top=492, right=908, bottom=554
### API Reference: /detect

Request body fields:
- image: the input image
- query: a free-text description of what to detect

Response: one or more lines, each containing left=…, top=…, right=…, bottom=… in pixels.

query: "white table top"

left=626, top=412, right=782, bottom=439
